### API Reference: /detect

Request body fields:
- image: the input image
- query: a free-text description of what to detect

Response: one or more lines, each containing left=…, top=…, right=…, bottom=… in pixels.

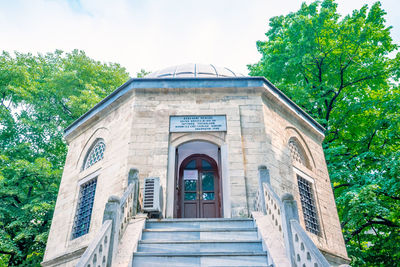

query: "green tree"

left=136, top=69, right=151, bottom=78
left=249, top=0, right=400, bottom=265
left=0, top=50, right=130, bottom=266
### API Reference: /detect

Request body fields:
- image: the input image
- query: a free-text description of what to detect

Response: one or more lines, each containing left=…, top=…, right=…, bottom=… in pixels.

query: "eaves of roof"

left=63, top=77, right=325, bottom=138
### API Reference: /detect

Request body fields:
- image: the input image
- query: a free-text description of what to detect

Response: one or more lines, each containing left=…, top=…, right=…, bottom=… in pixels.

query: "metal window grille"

left=72, top=178, right=97, bottom=239
left=297, top=175, right=320, bottom=235
left=289, top=140, right=306, bottom=166
left=84, top=141, right=106, bottom=169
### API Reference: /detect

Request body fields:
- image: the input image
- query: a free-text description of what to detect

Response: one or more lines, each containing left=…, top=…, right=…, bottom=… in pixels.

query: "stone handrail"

left=254, top=186, right=264, bottom=213
left=254, top=166, right=331, bottom=267
left=75, top=220, right=112, bottom=267
left=254, top=166, right=269, bottom=214
left=254, top=168, right=285, bottom=243
left=263, top=183, right=285, bottom=240
left=291, top=220, right=330, bottom=267
left=254, top=182, right=289, bottom=266
left=77, top=170, right=139, bottom=267
left=118, top=182, right=137, bottom=240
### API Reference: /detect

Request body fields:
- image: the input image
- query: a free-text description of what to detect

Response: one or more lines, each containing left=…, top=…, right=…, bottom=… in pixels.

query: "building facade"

left=42, top=64, right=349, bottom=266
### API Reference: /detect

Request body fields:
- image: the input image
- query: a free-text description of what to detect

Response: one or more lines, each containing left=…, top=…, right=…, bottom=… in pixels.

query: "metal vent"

left=143, top=177, right=162, bottom=215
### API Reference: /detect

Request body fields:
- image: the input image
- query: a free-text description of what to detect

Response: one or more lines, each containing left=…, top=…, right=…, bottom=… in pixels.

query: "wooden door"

left=177, top=154, right=221, bottom=218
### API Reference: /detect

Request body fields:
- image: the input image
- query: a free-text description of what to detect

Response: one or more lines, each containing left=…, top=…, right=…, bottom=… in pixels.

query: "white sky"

left=1, top=0, right=399, bottom=76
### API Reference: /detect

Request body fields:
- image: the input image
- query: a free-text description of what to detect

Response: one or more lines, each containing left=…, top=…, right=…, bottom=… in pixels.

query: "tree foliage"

left=249, top=0, right=400, bottom=265
left=0, top=50, right=130, bottom=266
left=136, top=69, right=151, bottom=78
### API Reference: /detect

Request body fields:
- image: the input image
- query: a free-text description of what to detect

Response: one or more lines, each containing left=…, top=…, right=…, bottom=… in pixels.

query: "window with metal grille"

left=289, top=139, right=306, bottom=166
left=84, top=140, right=106, bottom=170
left=297, top=175, right=320, bottom=235
left=72, top=178, right=97, bottom=239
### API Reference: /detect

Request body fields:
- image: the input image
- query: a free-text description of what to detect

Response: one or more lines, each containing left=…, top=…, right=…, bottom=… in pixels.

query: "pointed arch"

left=82, top=139, right=106, bottom=170
left=75, top=127, right=110, bottom=170
left=284, top=126, right=315, bottom=170
left=288, top=137, right=310, bottom=168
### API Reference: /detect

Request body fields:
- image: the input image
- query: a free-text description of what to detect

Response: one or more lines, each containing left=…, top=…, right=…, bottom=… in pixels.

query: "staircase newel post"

left=128, top=169, right=139, bottom=217
left=103, top=196, right=122, bottom=267
left=281, top=193, right=299, bottom=267
left=257, top=165, right=270, bottom=214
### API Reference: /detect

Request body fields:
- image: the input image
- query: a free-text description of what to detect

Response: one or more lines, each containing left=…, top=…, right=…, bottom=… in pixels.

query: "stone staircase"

left=132, top=218, right=271, bottom=267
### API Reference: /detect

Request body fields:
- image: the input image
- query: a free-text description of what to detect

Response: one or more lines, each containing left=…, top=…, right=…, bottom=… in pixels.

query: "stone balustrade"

left=118, top=182, right=137, bottom=240
left=291, top=220, right=330, bottom=267
left=76, top=170, right=139, bottom=267
left=254, top=166, right=332, bottom=267
left=263, top=183, right=284, bottom=240
left=254, top=187, right=263, bottom=213
left=75, top=220, right=112, bottom=267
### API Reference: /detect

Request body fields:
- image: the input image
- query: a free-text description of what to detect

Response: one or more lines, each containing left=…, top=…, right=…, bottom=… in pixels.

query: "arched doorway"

left=175, top=154, right=221, bottom=218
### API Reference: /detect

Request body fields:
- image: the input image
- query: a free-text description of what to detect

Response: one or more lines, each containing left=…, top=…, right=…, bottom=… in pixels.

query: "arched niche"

left=284, top=126, right=316, bottom=170
left=75, top=127, right=110, bottom=170
left=166, top=132, right=230, bottom=218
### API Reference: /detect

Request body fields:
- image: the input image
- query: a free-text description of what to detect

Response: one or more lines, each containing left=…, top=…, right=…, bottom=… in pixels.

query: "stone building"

left=42, top=64, right=350, bottom=267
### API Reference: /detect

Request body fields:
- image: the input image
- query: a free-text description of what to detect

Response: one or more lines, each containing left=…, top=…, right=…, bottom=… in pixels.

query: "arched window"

left=288, top=138, right=320, bottom=235
left=297, top=175, right=320, bottom=235
left=288, top=138, right=308, bottom=167
left=72, top=178, right=97, bottom=239
left=83, top=139, right=106, bottom=170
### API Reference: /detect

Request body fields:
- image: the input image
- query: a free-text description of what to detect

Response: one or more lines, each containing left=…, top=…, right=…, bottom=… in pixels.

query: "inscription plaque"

left=170, top=115, right=227, bottom=132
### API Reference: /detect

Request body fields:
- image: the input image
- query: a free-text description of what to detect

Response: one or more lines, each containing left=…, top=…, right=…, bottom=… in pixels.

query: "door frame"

left=166, top=134, right=231, bottom=219
left=175, top=154, right=221, bottom=218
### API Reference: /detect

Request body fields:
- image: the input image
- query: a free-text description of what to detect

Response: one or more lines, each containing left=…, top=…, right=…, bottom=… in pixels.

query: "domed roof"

left=145, top=63, right=245, bottom=78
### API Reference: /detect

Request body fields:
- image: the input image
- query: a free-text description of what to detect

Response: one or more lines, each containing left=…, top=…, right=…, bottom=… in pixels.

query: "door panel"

left=178, top=154, right=221, bottom=218
left=184, top=203, right=198, bottom=218
left=202, top=203, right=216, bottom=218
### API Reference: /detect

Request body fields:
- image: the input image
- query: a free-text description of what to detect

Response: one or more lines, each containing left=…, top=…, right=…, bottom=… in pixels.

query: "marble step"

left=132, top=251, right=269, bottom=267
left=141, top=227, right=259, bottom=241
left=146, top=218, right=254, bottom=229
left=137, top=240, right=264, bottom=253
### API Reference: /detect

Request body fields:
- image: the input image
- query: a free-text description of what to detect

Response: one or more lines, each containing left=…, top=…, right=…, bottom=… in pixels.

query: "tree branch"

left=299, top=66, right=310, bottom=84
left=321, top=89, right=336, bottom=98
left=379, top=191, right=400, bottom=201
left=341, top=219, right=350, bottom=229
left=342, top=75, right=374, bottom=89
left=59, top=100, right=72, bottom=115
left=347, top=218, right=400, bottom=242
left=376, top=216, right=400, bottom=226
left=325, top=87, right=342, bottom=123
left=0, top=250, right=14, bottom=255
left=367, top=129, right=378, bottom=150
left=0, top=92, right=7, bottom=109
left=334, top=183, right=352, bottom=190
left=341, top=44, right=360, bottom=73
left=12, top=195, right=21, bottom=204
left=27, top=186, right=33, bottom=198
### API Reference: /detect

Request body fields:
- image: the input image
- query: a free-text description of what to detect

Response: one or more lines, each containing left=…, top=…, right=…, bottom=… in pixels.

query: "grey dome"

left=145, top=63, right=244, bottom=78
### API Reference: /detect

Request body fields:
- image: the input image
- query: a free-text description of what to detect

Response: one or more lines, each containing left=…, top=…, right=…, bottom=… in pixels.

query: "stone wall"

left=43, top=95, right=134, bottom=265
left=43, top=82, right=348, bottom=265
left=127, top=86, right=264, bottom=217
left=260, top=90, right=348, bottom=260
